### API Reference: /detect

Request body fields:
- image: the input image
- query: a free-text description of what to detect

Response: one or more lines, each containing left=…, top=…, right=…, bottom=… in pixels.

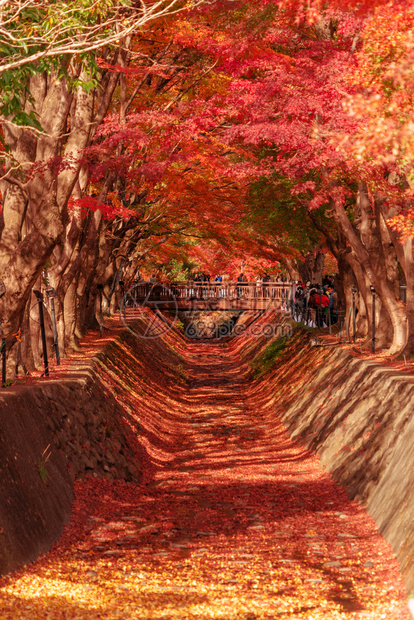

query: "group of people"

left=195, top=272, right=274, bottom=284
left=194, top=272, right=212, bottom=283
left=191, top=271, right=275, bottom=299
left=235, top=272, right=274, bottom=297
left=293, top=279, right=338, bottom=328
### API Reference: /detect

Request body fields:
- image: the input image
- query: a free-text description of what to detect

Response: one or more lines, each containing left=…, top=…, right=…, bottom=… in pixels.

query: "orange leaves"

left=84, top=0, right=414, bottom=270
left=387, top=208, right=414, bottom=242
left=341, top=4, right=414, bottom=176
left=0, top=319, right=410, bottom=619
left=272, top=0, right=399, bottom=25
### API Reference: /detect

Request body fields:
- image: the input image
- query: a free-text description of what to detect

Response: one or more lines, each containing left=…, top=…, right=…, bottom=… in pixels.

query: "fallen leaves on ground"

left=0, top=324, right=409, bottom=619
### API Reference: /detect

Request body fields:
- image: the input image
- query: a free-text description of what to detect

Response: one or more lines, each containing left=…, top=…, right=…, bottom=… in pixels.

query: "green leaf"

left=12, top=110, right=43, bottom=132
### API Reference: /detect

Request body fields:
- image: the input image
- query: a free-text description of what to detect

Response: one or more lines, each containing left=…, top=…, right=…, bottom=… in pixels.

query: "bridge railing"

left=129, top=281, right=290, bottom=303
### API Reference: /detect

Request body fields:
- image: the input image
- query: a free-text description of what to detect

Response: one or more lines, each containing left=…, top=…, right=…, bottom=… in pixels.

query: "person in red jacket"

left=315, top=288, right=329, bottom=327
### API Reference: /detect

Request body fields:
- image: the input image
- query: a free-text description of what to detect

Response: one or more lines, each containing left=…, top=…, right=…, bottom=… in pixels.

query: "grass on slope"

left=250, top=335, right=290, bottom=379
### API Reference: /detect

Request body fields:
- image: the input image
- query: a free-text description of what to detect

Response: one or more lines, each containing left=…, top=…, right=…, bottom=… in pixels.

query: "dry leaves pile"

left=0, top=329, right=409, bottom=619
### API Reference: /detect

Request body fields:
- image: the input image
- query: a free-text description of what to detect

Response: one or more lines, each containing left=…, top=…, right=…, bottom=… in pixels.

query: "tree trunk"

left=282, top=251, right=325, bottom=284
left=0, top=54, right=123, bottom=362
left=334, top=199, right=407, bottom=354
left=378, top=199, right=414, bottom=354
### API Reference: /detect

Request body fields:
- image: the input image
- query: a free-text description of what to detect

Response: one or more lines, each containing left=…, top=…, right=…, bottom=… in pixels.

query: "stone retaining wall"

left=0, top=316, right=188, bottom=577
left=242, top=327, right=414, bottom=596
left=0, top=351, right=140, bottom=576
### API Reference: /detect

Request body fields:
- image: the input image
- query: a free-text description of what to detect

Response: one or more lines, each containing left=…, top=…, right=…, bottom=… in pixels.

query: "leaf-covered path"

left=0, top=337, right=409, bottom=619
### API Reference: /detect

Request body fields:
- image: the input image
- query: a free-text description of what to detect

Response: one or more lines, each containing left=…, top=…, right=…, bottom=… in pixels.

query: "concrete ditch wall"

left=0, top=363, right=141, bottom=576
left=0, top=317, right=188, bottom=577
left=244, top=328, right=414, bottom=596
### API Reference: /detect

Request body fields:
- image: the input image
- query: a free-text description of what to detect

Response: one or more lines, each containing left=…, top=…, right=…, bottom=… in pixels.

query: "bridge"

left=122, top=281, right=290, bottom=312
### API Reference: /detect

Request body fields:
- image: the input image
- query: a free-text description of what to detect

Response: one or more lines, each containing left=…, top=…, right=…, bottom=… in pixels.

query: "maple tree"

left=4, top=0, right=414, bottom=365
left=198, top=0, right=414, bottom=353
left=336, top=2, right=414, bottom=352
left=82, top=0, right=414, bottom=355
left=59, top=9, right=259, bottom=338
left=0, top=0, right=211, bottom=362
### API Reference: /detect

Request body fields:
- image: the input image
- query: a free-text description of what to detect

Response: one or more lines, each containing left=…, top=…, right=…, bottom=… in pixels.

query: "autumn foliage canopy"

left=2, top=0, right=414, bottom=354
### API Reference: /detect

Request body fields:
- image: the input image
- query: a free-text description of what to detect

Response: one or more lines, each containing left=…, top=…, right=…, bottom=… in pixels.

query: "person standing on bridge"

left=307, top=286, right=318, bottom=326
left=214, top=274, right=223, bottom=298
left=262, top=272, right=271, bottom=298
left=236, top=272, right=245, bottom=298
left=256, top=275, right=262, bottom=299
left=193, top=272, right=199, bottom=299
left=195, top=272, right=205, bottom=299
left=294, top=284, right=305, bottom=320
